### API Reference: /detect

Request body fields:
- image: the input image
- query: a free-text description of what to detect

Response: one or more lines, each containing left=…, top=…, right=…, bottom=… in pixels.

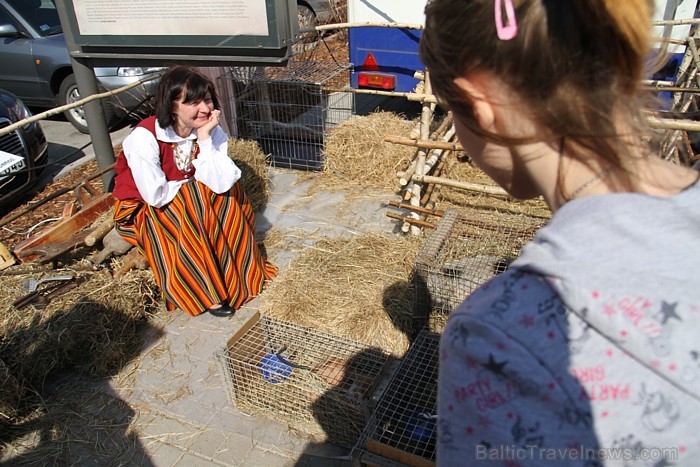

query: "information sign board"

left=55, top=0, right=298, bottom=66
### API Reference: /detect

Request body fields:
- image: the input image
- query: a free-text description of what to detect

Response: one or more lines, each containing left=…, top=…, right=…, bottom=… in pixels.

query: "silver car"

left=0, top=0, right=163, bottom=134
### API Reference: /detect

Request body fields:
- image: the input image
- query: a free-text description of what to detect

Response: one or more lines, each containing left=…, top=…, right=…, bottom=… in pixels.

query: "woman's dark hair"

left=155, top=65, right=221, bottom=128
left=419, top=0, right=658, bottom=196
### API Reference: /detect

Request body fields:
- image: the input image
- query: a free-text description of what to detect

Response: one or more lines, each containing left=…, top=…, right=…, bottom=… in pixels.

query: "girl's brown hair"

left=155, top=65, right=221, bottom=129
left=419, top=0, right=657, bottom=194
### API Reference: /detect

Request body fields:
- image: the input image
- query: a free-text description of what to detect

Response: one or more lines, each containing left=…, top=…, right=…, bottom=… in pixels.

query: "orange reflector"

left=358, top=72, right=396, bottom=90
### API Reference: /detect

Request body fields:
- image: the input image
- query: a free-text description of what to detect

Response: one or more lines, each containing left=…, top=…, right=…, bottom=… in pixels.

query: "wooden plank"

left=13, top=193, right=115, bottom=263
left=16, top=231, right=91, bottom=264
left=366, top=439, right=435, bottom=467
left=359, top=449, right=411, bottom=467
left=225, top=311, right=261, bottom=349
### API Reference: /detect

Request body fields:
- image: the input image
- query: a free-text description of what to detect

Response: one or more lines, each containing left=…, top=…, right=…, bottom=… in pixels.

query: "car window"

left=0, top=8, right=21, bottom=31
left=7, top=0, right=61, bottom=36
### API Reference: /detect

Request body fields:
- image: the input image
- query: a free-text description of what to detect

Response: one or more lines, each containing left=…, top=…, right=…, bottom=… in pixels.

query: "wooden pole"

left=421, top=151, right=448, bottom=208
left=301, top=21, right=424, bottom=34
left=386, top=212, right=435, bottom=229
left=385, top=135, right=464, bottom=152
left=399, top=159, right=418, bottom=186
left=648, top=116, right=700, bottom=131
left=387, top=200, right=444, bottom=217
left=0, top=74, right=161, bottom=138
left=301, top=17, right=699, bottom=35
left=322, top=87, right=438, bottom=104
left=406, top=72, right=434, bottom=234
left=410, top=174, right=510, bottom=197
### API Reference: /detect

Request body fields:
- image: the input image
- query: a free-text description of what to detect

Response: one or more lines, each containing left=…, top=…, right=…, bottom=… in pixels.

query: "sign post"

left=54, top=0, right=298, bottom=189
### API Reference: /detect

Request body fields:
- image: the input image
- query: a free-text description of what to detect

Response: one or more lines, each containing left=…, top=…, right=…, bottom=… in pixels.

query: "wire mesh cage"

left=217, top=312, right=392, bottom=448
left=225, top=61, right=354, bottom=170
left=413, top=208, right=547, bottom=333
left=354, top=329, right=439, bottom=467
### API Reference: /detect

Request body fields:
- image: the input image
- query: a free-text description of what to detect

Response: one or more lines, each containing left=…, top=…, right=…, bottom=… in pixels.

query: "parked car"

left=0, top=0, right=163, bottom=134
left=0, top=89, right=48, bottom=206
left=297, top=0, right=345, bottom=30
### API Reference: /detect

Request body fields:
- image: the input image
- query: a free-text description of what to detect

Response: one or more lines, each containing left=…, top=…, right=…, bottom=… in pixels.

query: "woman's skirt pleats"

left=114, top=181, right=277, bottom=316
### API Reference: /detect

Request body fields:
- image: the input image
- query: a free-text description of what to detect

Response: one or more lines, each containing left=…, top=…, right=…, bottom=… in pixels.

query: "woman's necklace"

left=570, top=166, right=614, bottom=199
left=172, top=140, right=198, bottom=173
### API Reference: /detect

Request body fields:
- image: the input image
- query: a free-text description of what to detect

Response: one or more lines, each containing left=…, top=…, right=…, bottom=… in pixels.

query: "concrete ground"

left=95, top=168, right=401, bottom=466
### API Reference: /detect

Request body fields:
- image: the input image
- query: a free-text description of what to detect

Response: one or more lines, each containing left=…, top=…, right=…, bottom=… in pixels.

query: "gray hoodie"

left=437, top=181, right=700, bottom=466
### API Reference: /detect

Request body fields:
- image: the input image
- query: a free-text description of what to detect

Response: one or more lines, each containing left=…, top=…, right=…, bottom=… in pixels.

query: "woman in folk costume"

left=112, top=65, right=277, bottom=317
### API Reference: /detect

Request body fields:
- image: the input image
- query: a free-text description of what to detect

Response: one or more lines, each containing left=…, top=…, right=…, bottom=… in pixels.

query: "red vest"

left=113, top=116, right=199, bottom=201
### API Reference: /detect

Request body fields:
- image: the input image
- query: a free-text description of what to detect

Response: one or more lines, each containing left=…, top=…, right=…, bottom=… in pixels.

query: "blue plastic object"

left=403, top=408, right=436, bottom=442
left=259, top=353, right=292, bottom=384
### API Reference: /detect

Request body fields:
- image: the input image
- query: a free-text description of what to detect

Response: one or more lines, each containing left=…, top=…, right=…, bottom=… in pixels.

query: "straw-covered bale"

left=320, top=112, right=416, bottom=192
left=228, top=138, right=270, bottom=213
left=260, top=232, right=423, bottom=356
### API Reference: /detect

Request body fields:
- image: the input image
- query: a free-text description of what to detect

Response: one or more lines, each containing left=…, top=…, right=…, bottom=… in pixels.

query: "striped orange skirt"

left=113, top=181, right=277, bottom=316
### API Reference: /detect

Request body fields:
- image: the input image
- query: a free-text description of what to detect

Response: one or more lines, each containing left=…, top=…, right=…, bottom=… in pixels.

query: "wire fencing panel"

left=224, top=61, right=354, bottom=170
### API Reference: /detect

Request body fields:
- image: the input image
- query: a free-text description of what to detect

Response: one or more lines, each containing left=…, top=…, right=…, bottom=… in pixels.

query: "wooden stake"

left=421, top=151, right=448, bottom=207
left=386, top=212, right=435, bottom=229
left=387, top=200, right=444, bottom=217
left=84, top=219, right=115, bottom=247
left=406, top=72, right=434, bottom=235
left=385, top=135, right=464, bottom=152
left=410, top=174, right=510, bottom=197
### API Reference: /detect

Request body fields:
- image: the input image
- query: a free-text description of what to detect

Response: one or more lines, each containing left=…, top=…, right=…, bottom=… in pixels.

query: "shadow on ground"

left=0, top=297, right=164, bottom=465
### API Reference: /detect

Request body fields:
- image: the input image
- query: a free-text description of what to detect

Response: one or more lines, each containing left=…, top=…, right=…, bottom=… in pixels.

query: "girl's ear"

left=453, top=75, right=496, bottom=131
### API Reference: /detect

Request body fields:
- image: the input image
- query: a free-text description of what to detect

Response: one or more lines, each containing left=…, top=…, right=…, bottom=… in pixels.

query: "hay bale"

left=228, top=138, right=270, bottom=212
left=260, top=232, right=423, bottom=356
left=321, top=112, right=416, bottom=192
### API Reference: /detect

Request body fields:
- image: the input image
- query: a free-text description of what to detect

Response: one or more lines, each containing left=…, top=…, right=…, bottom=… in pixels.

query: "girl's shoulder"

left=451, top=268, right=558, bottom=323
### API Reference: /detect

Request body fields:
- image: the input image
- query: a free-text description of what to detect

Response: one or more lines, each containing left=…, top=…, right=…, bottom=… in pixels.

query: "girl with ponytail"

left=420, top=1, right=700, bottom=464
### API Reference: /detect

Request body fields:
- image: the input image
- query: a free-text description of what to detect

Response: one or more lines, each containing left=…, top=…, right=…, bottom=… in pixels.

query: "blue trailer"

left=650, top=0, right=698, bottom=108
left=346, top=0, right=697, bottom=97
left=347, top=0, right=426, bottom=93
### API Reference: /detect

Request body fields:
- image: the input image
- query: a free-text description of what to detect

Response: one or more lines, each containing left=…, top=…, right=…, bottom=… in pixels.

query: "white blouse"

left=121, top=120, right=241, bottom=208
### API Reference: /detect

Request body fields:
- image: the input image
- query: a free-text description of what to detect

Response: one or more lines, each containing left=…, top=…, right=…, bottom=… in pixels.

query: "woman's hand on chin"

left=198, top=109, right=221, bottom=141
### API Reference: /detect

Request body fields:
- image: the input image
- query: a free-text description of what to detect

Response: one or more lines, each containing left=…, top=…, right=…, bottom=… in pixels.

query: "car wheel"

left=297, top=3, right=317, bottom=30
left=295, top=3, right=321, bottom=52
left=58, top=74, right=117, bottom=134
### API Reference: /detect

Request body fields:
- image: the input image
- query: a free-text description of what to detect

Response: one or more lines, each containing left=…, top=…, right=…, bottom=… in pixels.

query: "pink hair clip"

left=495, top=0, right=518, bottom=41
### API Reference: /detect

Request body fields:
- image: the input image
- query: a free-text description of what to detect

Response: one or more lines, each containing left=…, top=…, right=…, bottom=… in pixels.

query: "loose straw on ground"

left=260, top=232, right=423, bottom=356
left=319, top=111, right=416, bottom=193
